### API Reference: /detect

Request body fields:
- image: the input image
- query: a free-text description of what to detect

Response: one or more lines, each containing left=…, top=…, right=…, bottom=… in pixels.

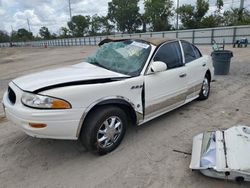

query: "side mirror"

left=149, top=61, right=167, bottom=73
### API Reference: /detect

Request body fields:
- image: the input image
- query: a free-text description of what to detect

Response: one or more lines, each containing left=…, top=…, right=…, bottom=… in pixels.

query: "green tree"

left=223, top=8, right=250, bottom=26
left=176, top=5, right=196, bottom=29
left=12, top=28, right=33, bottom=41
left=51, top=33, right=57, bottom=39
left=0, top=30, right=10, bottom=43
left=200, top=0, right=224, bottom=28
left=144, top=0, right=173, bottom=31
left=101, top=16, right=115, bottom=35
left=140, top=14, right=148, bottom=32
left=90, top=15, right=114, bottom=35
left=200, top=15, right=222, bottom=28
left=39, top=26, right=51, bottom=39
left=59, top=27, right=70, bottom=38
left=10, top=31, right=18, bottom=42
left=108, top=0, right=141, bottom=33
left=67, top=15, right=90, bottom=37
left=177, top=0, right=209, bottom=29
left=216, top=0, right=223, bottom=12
left=90, top=14, right=103, bottom=36
left=196, top=0, right=209, bottom=19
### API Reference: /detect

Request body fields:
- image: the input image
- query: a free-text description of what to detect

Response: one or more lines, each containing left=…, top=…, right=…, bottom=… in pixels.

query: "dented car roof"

left=99, top=37, right=175, bottom=46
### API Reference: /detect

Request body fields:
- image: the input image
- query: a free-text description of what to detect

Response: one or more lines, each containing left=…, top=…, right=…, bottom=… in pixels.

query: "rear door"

left=181, top=41, right=206, bottom=100
left=144, top=41, right=188, bottom=120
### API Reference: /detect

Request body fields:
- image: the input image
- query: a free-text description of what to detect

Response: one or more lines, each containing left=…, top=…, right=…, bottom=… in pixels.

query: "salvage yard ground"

left=0, top=45, right=250, bottom=188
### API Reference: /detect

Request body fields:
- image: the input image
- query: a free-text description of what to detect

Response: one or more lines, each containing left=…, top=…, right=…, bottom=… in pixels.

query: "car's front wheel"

left=198, top=74, right=210, bottom=100
left=80, top=106, right=127, bottom=155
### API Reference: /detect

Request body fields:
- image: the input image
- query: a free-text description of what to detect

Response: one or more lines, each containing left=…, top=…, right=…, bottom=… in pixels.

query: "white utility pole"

left=176, top=0, right=179, bottom=30
left=27, top=18, right=31, bottom=32
left=68, top=0, right=72, bottom=20
left=240, top=0, right=244, bottom=10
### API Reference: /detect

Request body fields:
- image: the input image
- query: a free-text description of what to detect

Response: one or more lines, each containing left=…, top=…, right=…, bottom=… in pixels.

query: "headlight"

left=21, top=92, right=71, bottom=109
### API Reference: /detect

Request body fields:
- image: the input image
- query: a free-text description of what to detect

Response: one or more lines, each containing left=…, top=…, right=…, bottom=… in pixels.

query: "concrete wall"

left=0, top=25, right=249, bottom=48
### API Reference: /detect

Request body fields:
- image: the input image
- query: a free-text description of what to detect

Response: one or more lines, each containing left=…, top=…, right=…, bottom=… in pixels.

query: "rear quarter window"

left=192, top=45, right=202, bottom=59
left=181, top=41, right=202, bottom=63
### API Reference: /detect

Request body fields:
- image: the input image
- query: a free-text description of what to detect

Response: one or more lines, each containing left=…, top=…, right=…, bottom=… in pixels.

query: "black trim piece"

left=33, top=77, right=128, bottom=93
left=99, top=38, right=127, bottom=46
left=98, top=99, right=132, bottom=106
left=222, top=130, right=228, bottom=168
left=141, top=82, right=145, bottom=118
left=8, top=86, right=16, bottom=104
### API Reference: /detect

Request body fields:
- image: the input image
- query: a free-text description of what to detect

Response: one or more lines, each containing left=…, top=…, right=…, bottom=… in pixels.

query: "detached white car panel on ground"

left=190, top=125, right=250, bottom=182
left=3, top=38, right=214, bottom=154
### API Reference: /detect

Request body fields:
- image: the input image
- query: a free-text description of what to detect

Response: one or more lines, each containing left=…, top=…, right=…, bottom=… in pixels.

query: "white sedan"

left=2, top=38, right=214, bottom=154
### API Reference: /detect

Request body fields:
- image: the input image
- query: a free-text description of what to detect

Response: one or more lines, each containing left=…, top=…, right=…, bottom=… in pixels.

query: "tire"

left=80, top=105, right=127, bottom=155
left=198, top=74, right=210, bottom=100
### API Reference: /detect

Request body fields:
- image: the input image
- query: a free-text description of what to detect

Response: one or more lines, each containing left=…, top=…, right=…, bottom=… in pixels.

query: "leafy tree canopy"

left=0, top=30, right=10, bottom=43
left=144, top=0, right=173, bottom=31
left=11, top=28, right=33, bottom=41
left=108, top=0, right=141, bottom=33
left=177, top=0, right=209, bottom=29
left=39, top=26, right=51, bottom=39
left=89, top=15, right=114, bottom=35
left=59, top=27, right=70, bottom=38
left=223, top=8, right=250, bottom=26
left=67, top=15, right=90, bottom=37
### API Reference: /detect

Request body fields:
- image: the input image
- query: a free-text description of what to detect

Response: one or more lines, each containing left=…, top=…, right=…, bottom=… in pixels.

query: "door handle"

left=179, top=73, right=187, bottom=78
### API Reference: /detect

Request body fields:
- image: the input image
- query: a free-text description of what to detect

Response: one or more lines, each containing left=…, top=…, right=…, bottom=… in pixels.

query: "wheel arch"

left=76, top=97, right=142, bottom=138
left=205, top=69, right=211, bottom=82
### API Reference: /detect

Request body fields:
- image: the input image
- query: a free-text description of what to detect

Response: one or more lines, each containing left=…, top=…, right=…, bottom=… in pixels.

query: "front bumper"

left=2, top=82, right=85, bottom=140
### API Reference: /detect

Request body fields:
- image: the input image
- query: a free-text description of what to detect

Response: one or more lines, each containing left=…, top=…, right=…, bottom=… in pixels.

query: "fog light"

left=29, top=123, right=47, bottom=128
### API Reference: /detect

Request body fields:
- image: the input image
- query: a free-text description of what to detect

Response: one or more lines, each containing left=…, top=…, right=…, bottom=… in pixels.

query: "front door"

left=144, top=41, right=188, bottom=120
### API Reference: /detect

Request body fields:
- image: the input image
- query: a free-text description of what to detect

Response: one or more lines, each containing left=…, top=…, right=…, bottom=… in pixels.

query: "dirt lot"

left=0, top=45, right=250, bottom=188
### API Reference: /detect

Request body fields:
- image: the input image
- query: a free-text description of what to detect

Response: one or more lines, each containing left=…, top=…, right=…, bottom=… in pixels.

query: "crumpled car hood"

left=12, top=62, right=128, bottom=92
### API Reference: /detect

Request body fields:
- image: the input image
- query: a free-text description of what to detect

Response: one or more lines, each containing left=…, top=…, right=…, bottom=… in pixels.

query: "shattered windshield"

left=86, top=40, right=151, bottom=76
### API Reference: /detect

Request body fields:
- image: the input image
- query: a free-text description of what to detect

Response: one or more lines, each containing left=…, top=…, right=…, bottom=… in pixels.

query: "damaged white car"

left=190, top=125, right=250, bottom=182
left=2, top=38, right=214, bottom=154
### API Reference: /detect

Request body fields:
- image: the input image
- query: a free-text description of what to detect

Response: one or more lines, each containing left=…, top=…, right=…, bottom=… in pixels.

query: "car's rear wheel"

left=80, top=106, right=127, bottom=155
left=198, top=74, right=210, bottom=100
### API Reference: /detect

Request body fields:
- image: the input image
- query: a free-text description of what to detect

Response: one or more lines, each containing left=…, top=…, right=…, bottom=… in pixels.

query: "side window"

left=192, top=45, right=202, bottom=58
left=153, top=42, right=183, bottom=69
left=181, top=41, right=197, bottom=63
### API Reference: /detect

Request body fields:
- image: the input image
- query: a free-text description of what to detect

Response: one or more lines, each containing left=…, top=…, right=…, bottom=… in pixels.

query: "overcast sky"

left=0, top=0, right=249, bottom=36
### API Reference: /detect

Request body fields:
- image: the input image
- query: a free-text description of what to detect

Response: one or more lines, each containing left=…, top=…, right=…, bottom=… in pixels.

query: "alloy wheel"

left=97, top=116, right=123, bottom=148
left=202, top=77, right=209, bottom=97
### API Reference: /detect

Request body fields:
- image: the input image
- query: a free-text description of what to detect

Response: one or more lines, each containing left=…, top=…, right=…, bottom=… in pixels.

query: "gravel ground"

left=0, top=45, right=250, bottom=188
